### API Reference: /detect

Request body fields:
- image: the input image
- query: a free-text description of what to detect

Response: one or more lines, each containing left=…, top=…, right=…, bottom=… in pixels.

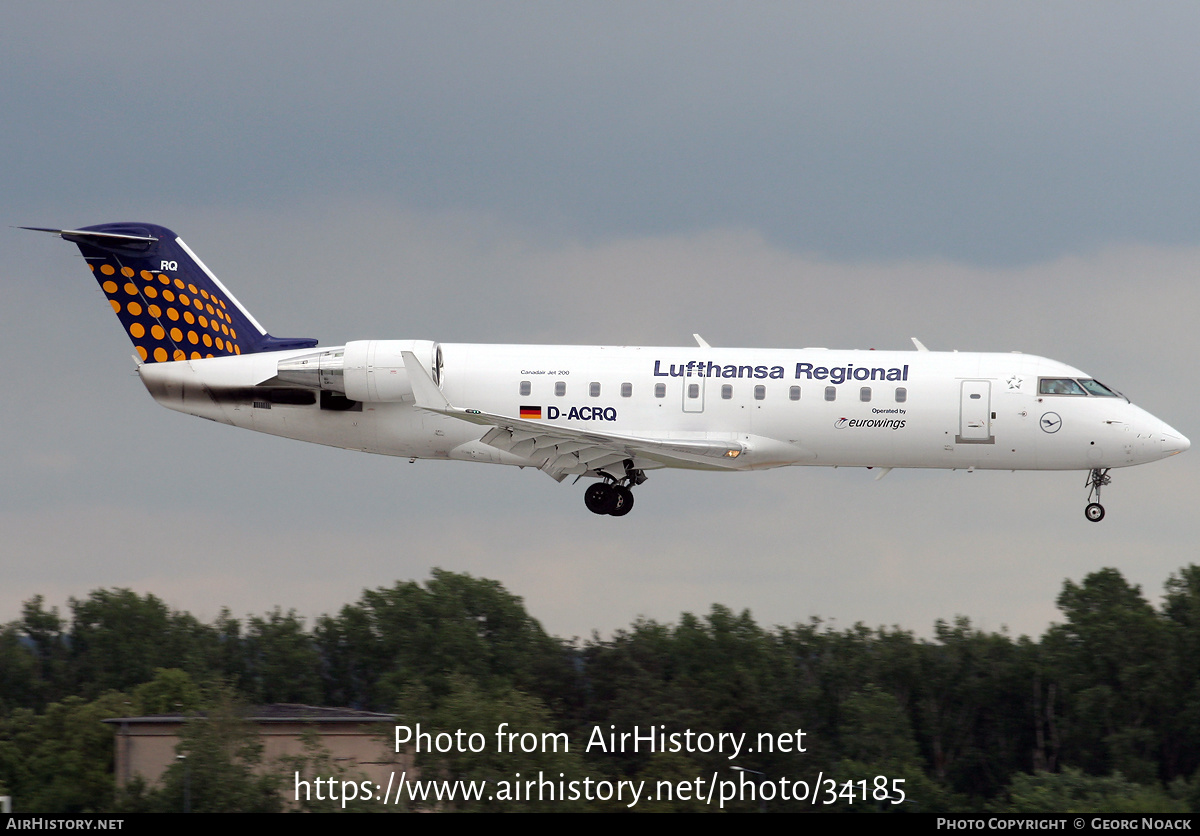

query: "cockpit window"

left=1078, top=378, right=1119, bottom=397
left=1039, top=378, right=1087, bottom=396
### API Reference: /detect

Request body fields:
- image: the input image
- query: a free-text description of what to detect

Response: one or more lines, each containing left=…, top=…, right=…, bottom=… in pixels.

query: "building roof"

left=103, top=703, right=397, bottom=725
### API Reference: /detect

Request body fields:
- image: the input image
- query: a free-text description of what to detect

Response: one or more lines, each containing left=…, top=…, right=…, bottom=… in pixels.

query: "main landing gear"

left=1084, top=468, right=1111, bottom=522
left=584, top=460, right=646, bottom=517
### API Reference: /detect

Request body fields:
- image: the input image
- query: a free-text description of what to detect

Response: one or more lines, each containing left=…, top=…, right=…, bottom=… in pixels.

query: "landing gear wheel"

left=584, top=483, right=617, bottom=515
left=610, top=486, right=634, bottom=517
left=1084, top=468, right=1112, bottom=523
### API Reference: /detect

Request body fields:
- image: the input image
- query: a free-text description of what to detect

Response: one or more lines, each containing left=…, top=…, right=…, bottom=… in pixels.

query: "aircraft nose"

left=1162, top=430, right=1190, bottom=456
left=1151, top=413, right=1190, bottom=456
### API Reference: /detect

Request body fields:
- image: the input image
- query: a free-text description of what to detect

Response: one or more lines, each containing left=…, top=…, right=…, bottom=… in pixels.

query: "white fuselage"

left=137, top=340, right=1188, bottom=476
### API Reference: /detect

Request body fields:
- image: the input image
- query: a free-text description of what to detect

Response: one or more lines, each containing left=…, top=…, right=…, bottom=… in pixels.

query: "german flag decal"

left=519, top=405, right=542, bottom=419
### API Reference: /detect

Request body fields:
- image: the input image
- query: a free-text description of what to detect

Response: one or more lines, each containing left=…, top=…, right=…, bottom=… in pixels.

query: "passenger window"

left=789, top=386, right=800, bottom=401
left=721, top=384, right=733, bottom=399
left=860, top=387, right=871, bottom=402
left=654, top=383, right=666, bottom=398
left=754, top=385, right=765, bottom=400
left=621, top=382, right=632, bottom=398
left=519, top=380, right=531, bottom=396
left=590, top=382, right=601, bottom=397
left=688, top=383, right=700, bottom=399
left=825, top=386, right=836, bottom=402
left=555, top=381, right=566, bottom=397
left=895, top=387, right=907, bottom=403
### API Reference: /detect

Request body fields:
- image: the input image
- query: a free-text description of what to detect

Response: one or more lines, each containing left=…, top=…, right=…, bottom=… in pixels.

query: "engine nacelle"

left=275, top=340, right=438, bottom=402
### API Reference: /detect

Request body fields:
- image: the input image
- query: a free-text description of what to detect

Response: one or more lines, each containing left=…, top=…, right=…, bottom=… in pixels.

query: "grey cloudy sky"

left=2, top=2, right=1197, bottom=640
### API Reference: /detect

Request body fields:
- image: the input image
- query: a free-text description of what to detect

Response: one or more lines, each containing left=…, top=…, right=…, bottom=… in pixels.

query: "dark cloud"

left=2, top=4, right=1196, bottom=638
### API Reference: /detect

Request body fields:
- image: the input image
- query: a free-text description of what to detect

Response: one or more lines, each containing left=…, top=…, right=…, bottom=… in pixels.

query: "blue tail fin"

left=28, top=223, right=317, bottom=363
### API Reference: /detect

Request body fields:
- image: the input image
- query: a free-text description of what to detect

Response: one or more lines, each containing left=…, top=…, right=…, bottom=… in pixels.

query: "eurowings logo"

left=835, top=417, right=907, bottom=430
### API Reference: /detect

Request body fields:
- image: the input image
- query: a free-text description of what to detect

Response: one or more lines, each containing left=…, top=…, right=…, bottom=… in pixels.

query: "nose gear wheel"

left=1084, top=468, right=1111, bottom=522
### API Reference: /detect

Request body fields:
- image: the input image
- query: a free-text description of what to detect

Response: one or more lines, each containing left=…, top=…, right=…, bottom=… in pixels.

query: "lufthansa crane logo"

left=1040, top=412, right=1062, bottom=433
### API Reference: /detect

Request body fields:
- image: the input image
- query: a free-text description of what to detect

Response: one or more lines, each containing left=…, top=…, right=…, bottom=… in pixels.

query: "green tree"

left=998, top=767, right=1185, bottom=814
left=314, top=569, right=577, bottom=713
left=1160, top=565, right=1200, bottom=780
left=132, top=668, right=203, bottom=715
left=15, top=596, right=70, bottom=707
left=398, top=674, right=586, bottom=811
left=69, top=589, right=222, bottom=698
left=1043, top=569, right=1165, bottom=781
left=148, top=690, right=282, bottom=813
left=914, top=617, right=1034, bottom=798
left=0, top=692, right=128, bottom=813
left=242, top=609, right=322, bottom=704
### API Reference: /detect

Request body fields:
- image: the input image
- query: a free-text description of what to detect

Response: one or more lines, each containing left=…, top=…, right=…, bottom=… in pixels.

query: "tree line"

left=1, top=565, right=1199, bottom=812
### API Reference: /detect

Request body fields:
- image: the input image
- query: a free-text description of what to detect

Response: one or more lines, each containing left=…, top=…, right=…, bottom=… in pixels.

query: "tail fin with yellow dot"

left=24, top=223, right=317, bottom=363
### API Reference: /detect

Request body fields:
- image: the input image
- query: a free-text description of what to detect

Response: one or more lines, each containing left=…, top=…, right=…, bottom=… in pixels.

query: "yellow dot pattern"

left=89, top=257, right=246, bottom=364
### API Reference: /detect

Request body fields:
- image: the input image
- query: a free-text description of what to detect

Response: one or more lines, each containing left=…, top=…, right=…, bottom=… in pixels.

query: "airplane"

left=24, top=222, right=1190, bottom=521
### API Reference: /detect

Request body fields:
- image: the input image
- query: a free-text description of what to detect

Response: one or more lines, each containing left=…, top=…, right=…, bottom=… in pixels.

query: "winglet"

left=401, top=351, right=451, bottom=412
left=911, top=337, right=929, bottom=352
left=693, top=333, right=711, bottom=349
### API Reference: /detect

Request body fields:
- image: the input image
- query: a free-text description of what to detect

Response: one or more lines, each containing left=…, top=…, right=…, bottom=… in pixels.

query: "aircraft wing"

left=401, top=352, right=744, bottom=480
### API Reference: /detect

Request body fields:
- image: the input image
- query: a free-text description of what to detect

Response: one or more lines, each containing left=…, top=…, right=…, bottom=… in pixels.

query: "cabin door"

left=957, top=380, right=994, bottom=443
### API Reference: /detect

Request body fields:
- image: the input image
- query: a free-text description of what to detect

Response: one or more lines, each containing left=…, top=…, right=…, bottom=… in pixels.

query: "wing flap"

left=400, top=351, right=744, bottom=474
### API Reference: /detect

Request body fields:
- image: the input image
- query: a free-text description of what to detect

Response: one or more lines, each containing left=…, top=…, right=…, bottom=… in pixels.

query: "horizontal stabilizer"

left=20, top=226, right=159, bottom=248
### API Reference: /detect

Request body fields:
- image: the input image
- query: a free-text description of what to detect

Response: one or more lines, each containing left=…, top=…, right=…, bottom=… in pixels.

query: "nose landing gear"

left=583, top=460, right=645, bottom=517
left=1084, top=468, right=1111, bottom=522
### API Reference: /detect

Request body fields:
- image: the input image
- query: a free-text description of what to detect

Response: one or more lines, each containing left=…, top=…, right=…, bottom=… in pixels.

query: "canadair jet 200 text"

left=26, top=223, right=1189, bottom=521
